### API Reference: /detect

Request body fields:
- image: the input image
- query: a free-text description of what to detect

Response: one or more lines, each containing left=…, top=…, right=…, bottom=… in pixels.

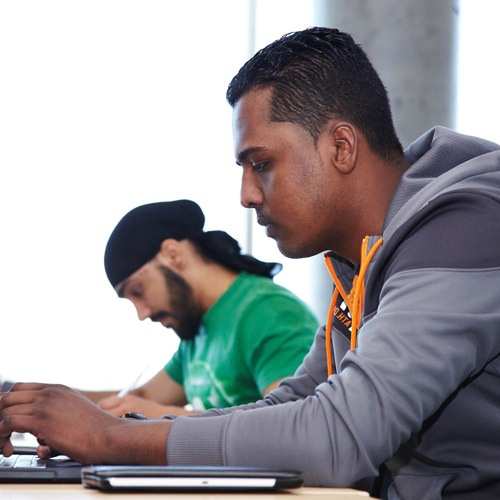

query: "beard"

left=153, top=265, right=204, bottom=341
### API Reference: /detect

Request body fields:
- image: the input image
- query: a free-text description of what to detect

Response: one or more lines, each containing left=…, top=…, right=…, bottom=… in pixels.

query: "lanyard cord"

left=325, top=287, right=339, bottom=377
left=324, top=236, right=383, bottom=376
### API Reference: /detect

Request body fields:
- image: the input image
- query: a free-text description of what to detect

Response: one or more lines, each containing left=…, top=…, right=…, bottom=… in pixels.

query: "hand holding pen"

left=97, top=365, right=156, bottom=417
left=117, top=365, right=150, bottom=398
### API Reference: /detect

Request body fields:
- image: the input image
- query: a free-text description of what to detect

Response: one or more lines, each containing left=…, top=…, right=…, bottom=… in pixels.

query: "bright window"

left=0, top=0, right=314, bottom=390
left=0, top=1, right=250, bottom=388
left=1, top=0, right=497, bottom=390
left=456, top=0, right=500, bottom=144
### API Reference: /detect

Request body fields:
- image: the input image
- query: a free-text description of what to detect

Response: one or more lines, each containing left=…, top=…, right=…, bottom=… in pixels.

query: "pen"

left=117, top=365, right=150, bottom=398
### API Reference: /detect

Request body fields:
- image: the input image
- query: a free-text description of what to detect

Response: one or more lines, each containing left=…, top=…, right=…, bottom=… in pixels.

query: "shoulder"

left=384, top=189, right=500, bottom=276
left=237, top=273, right=302, bottom=301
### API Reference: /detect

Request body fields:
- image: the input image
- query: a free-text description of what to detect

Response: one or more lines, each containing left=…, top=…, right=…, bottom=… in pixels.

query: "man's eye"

left=252, top=162, right=267, bottom=172
left=131, top=288, right=142, bottom=298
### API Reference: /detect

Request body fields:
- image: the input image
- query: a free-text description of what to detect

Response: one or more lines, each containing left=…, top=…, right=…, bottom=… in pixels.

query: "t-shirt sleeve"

left=164, top=346, right=184, bottom=385
left=240, top=294, right=318, bottom=395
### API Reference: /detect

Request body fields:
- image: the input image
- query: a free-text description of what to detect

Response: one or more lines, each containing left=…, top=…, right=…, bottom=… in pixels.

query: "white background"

left=0, top=0, right=315, bottom=390
left=0, top=0, right=498, bottom=390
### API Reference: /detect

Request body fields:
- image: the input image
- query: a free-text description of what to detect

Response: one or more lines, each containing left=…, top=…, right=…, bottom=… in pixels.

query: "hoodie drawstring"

left=324, top=236, right=383, bottom=376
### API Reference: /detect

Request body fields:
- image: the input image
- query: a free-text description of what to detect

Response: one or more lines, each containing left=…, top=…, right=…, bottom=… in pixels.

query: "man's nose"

left=240, top=169, right=262, bottom=209
left=134, top=303, right=152, bottom=321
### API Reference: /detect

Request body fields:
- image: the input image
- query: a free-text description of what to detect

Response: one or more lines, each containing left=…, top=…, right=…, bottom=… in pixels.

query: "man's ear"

left=328, top=122, right=358, bottom=175
left=157, top=239, right=185, bottom=270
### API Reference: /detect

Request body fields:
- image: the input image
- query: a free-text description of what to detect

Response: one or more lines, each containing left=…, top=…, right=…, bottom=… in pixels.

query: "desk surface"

left=0, top=484, right=376, bottom=499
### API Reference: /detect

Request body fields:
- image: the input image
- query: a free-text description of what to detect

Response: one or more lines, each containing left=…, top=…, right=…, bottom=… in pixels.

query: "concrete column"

left=313, top=0, right=459, bottom=148
left=309, top=0, right=459, bottom=322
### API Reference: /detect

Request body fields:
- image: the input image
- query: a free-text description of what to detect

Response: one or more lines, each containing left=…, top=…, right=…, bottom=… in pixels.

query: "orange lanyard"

left=324, top=236, right=383, bottom=376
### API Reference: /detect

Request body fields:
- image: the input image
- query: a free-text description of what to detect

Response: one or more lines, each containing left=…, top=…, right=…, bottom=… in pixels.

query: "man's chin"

left=268, top=227, right=311, bottom=259
left=276, top=239, right=314, bottom=259
left=176, top=332, right=198, bottom=341
left=174, top=324, right=200, bottom=341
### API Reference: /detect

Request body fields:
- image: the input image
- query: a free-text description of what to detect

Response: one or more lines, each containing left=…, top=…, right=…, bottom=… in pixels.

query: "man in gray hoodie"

left=1, top=27, right=500, bottom=500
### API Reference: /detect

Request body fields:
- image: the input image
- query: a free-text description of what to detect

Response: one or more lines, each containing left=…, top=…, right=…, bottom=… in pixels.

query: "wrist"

left=103, top=418, right=171, bottom=465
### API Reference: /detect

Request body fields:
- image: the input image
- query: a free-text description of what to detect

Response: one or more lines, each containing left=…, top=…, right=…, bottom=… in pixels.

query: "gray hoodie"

left=166, top=127, right=500, bottom=500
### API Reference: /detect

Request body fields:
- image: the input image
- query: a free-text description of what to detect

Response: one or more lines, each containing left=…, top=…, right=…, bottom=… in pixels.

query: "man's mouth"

left=151, top=312, right=173, bottom=328
left=256, top=212, right=271, bottom=227
left=256, top=212, right=279, bottom=238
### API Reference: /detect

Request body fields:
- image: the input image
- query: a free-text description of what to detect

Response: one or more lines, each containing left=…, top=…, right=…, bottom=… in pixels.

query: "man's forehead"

left=232, top=89, right=317, bottom=162
left=232, top=88, right=276, bottom=158
left=232, top=87, right=272, bottom=126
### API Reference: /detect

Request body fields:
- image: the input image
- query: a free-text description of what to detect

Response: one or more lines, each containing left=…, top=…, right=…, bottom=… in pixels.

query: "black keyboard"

left=0, top=453, right=83, bottom=482
left=0, top=454, right=48, bottom=469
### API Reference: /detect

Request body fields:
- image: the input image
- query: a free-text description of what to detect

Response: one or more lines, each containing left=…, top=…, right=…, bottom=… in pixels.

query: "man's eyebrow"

left=236, top=146, right=265, bottom=165
left=115, top=280, right=128, bottom=298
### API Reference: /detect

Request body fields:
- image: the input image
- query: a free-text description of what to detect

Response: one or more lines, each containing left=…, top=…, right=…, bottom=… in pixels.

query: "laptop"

left=0, top=453, right=83, bottom=483
left=81, top=465, right=304, bottom=492
left=0, top=454, right=303, bottom=492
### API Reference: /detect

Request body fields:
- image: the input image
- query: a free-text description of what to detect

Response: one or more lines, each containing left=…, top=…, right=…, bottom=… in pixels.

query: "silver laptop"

left=81, top=465, right=303, bottom=492
left=0, top=455, right=303, bottom=491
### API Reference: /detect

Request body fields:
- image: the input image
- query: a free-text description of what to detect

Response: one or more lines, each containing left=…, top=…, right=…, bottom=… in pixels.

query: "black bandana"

left=104, top=200, right=282, bottom=287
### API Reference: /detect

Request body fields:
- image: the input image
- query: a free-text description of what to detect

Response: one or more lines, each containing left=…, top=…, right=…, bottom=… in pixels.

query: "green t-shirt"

left=164, top=272, right=318, bottom=411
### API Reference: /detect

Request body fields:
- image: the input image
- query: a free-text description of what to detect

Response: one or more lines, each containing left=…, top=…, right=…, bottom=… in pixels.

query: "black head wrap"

left=104, top=200, right=282, bottom=287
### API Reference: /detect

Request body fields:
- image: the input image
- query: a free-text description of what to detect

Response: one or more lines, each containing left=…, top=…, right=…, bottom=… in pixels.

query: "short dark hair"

left=226, top=27, right=403, bottom=159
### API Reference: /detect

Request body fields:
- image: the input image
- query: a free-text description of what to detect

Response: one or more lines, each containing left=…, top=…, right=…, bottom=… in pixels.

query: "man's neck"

left=196, top=264, right=239, bottom=312
left=341, top=154, right=409, bottom=265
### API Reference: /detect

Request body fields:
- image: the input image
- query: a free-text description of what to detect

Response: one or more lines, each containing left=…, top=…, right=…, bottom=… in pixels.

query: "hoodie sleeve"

left=166, top=189, right=500, bottom=489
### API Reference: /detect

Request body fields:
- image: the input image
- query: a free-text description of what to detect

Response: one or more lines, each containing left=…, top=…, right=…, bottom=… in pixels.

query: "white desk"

left=0, top=484, right=376, bottom=499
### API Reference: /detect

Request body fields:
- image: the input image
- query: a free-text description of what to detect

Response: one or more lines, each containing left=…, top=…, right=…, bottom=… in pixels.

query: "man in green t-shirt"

left=80, top=200, right=318, bottom=417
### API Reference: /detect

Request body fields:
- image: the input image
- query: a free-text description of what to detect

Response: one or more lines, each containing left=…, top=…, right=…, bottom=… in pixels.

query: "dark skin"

left=233, top=87, right=408, bottom=264
left=0, top=87, right=408, bottom=464
left=0, top=383, right=170, bottom=464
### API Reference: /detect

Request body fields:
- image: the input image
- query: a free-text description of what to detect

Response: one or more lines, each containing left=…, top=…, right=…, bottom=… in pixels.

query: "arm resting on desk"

left=0, top=382, right=171, bottom=465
